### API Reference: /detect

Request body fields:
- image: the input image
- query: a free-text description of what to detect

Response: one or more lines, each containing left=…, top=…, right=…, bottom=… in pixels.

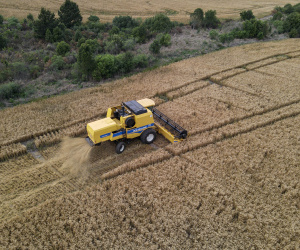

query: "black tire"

left=116, top=141, right=126, bottom=154
left=125, top=117, right=135, bottom=128
left=140, top=128, right=156, bottom=144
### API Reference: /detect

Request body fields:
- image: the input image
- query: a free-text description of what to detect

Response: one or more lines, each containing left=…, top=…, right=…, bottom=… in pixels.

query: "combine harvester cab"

left=86, top=98, right=188, bottom=154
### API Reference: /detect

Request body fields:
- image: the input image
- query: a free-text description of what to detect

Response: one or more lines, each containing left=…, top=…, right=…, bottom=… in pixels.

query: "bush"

left=27, top=14, right=34, bottom=22
left=105, top=34, right=123, bottom=54
left=58, top=0, right=82, bottom=28
left=0, top=82, right=23, bottom=100
left=283, top=12, right=300, bottom=32
left=283, top=4, right=294, bottom=14
left=289, top=28, right=299, bottom=38
left=74, top=30, right=82, bottom=41
left=133, top=54, right=149, bottom=68
left=0, top=34, right=7, bottom=50
left=88, top=15, right=100, bottom=22
left=49, top=55, right=65, bottom=70
left=132, top=24, right=148, bottom=43
left=149, top=39, right=161, bottom=54
left=158, top=33, right=171, bottom=46
left=272, top=11, right=283, bottom=21
left=115, top=52, right=134, bottom=74
left=52, top=26, right=64, bottom=42
left=209, top=29, right=219, bottom=40
left=219, top=33, right=234, bottom=44
left=77, top=37, right=86, bottom=47
left=56, top=41, right=70, bottom=56
left=240, top=10, right=255, bottom=21
left=11, top=62, right=28, bottom=79
left=0, top=15, right=4, bottom=25
left=145, top=14, right=173, bottom=33
left=273, top=20, right=284, bottom=33
left=203, top=10, right=220, bottom=29
left=123, top=38, right=136, bottom=51
left=6, top=17, right=21, bottom=30
left=112, top=16, right=139, bottom=29
left=242, top=19, right=269, bottom=38
left=93, top=54, right=116, bottom=80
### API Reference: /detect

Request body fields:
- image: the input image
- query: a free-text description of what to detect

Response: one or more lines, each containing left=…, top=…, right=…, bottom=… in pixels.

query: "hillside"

left=1, top=0, right=300, bottom=22
left=0, top=39, right=299, bottom=248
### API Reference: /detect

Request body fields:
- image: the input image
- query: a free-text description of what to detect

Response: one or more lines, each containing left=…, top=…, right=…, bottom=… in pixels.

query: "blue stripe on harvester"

left=100, top=132, right=111, bottom=138
left=127, top=123, right=154, bottom=134
left=113, top=130, right=126, bottom=137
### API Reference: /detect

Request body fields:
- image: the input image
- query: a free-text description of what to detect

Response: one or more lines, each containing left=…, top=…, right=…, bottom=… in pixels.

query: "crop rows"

left=1, top=40, right=299, bottom=147
left=0, top=143, right=27, bottom=162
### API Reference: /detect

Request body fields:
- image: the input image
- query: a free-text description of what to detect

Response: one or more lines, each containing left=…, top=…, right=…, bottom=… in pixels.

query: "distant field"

left=0, top=39, right=300, bottom=248
left=0, top=0, right=299, bottom=22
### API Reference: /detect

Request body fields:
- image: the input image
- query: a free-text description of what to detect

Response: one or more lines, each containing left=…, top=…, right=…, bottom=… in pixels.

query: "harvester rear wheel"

left=116, top=141, right=126, bottom=154
left=140, top=128, right=156, bottom=144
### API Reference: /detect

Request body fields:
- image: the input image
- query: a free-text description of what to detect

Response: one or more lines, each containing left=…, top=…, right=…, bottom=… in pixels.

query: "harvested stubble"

left=0, top=164, right=60, bottom=200
left=0, top=179, right=75, bottom=222
left=101, top=148, right=171, bottom=180
left=0, top=143, right=27, bottom=161
left=1, top=40, right=299, bottom=146
left=1, top=112, right=299, bottom=248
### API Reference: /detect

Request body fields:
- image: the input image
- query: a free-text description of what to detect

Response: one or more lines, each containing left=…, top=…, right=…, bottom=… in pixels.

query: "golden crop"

left=0, top=39, right=299, bottom=248
left=1, top=0, right=299, bottom=23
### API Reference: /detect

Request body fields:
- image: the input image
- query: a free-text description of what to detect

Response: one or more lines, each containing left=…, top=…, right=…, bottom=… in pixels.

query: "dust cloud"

left=52, top=137, right=93, bottom=182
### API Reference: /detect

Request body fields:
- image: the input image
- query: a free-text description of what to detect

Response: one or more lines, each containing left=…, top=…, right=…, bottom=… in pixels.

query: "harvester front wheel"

left=116, top=141, right=126, bottom=154
left=140, top=128, right=156, bottom=144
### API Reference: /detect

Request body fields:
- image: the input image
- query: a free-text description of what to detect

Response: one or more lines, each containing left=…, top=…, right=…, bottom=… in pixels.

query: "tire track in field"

left=1, top=48, right=300, bottom=157
left=102, top=101, right=300, bottom=180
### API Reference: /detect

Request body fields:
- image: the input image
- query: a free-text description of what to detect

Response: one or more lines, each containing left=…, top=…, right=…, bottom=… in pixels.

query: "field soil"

left=1, top=0, right=300, bottom=22
left=0, top=39, right=299, bottom=248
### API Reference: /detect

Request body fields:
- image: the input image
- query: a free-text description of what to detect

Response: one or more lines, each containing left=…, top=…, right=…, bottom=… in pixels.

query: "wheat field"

left=0, top=0, right=299, bottom=22
left=0, top=39, right=299, bottom=248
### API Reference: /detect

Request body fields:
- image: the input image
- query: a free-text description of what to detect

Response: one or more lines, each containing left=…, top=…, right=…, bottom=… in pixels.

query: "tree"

left=190, top=8, right=204, bottom=29
left=58, top=0, right=82, bottom=28
left=78, top=43, right=95, bottom=80
left=45, top=29, right=53, bottom=42
left=240, top=10, right=255, bottom=21
left=93, top=54, right=116, bottom=80
left=145, top=14, right=173, bottom=33
left=34, top=8, right=57, bottom=39
left=203, top=10, right=220, bottom=28
left=0, top=15, right=4, bottom=25
left=112, top=16, right=139, bottom=29
left=132, top=24, right=148, bottom=43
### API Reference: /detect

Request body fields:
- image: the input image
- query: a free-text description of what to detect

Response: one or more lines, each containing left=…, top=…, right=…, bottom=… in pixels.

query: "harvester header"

left=86, top=98, right=188, bottom=153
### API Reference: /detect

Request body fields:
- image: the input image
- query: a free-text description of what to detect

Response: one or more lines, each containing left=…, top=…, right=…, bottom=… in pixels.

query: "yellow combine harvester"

left=86, top=98, right=188, bottom=153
